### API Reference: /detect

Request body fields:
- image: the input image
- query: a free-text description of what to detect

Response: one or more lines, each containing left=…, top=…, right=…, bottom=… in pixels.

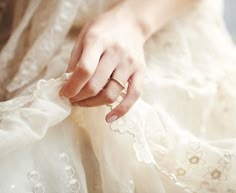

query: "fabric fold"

left=0, top=74, right=71, bottom=158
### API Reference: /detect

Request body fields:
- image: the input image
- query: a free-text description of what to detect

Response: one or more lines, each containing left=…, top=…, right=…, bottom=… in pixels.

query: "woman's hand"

left=60, top=3, right=146, bottom=123
left=60, top=0, right=197, bottom=123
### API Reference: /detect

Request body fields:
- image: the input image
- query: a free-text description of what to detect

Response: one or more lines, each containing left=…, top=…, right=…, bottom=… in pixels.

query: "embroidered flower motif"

left=188, top=153, right=201, bottom=165
left=199, top=155, right=234, bottom=193
left=185, top=142, right=205, bottom=167
left=203, top=157, right=232, bottom=184
left=176, top=168, right=186, bottom=176
left=204, top=166, right=227, bottom=185
left=210, top=169, right=223, bottom=180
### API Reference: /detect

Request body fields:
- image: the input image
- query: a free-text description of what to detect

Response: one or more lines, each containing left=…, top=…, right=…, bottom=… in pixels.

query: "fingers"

left=106, top=71, right=143, bottom=123
left=74, top=78, right=124, bottom=107
left=60, top=37, right=104, bottom=98
left=70, top=49, right=119, bottom=102
left=75, top=62, right=133, bottom=106
left=66, top=25, right=89, bottom=73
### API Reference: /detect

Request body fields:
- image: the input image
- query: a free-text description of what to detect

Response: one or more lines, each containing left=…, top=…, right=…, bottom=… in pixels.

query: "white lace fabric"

left=0, top=0, right=236, bottom=192
left=0, top=74, right=71, bottom=157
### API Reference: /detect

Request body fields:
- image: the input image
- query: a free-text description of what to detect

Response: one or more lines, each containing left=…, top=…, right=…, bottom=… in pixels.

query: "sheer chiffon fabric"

left=0, top=0, right=236, bottom=192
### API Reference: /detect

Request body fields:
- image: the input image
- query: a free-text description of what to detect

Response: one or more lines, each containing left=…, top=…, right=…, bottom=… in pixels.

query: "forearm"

left=114, top=0, right=197, bottom=41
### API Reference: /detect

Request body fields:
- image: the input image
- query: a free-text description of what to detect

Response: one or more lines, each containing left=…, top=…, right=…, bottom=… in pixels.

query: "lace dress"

left=0, top=0, right=236, bottom=192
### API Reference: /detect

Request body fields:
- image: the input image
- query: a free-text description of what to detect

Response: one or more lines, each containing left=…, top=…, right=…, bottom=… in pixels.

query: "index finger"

left=66, top=25, right=89, bottom=73
left=61, top=39, right=104, bottom=98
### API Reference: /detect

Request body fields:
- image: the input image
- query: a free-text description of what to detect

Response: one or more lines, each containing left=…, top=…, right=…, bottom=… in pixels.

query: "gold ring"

left=109, top=77, right=126, bottom=89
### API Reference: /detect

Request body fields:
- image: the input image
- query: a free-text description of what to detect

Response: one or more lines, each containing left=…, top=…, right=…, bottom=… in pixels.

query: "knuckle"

left=112, top=43, right=124, bottom=53
left=125, top=56, right=137, bottom=69
left=117, top=104, right=129, bottom=115
left=103, top=92, right=117, bottom=104
left=84, top=29, right=100, bottom=43
left=85, top=82, right=99, bottom=96
left=127, top=56, right=135, bottom=65
left=77, top=64, right=92, bottom=77
left=83, top=28, right=107, bottom=48
left=86, top=30, right=98, bottom=40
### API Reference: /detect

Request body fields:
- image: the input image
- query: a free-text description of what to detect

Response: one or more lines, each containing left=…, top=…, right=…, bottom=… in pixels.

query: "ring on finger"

left=109, top=77, right=126, bottom=89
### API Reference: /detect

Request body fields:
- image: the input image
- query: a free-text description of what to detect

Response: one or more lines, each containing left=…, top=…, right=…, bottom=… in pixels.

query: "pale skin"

left=60, top=0, right=197, bottom=123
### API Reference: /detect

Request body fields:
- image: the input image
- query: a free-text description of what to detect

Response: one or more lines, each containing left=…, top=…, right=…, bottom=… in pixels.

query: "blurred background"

left=224, top=0, right=236, bottom=40
left=0, top=0, right=235, bottom=47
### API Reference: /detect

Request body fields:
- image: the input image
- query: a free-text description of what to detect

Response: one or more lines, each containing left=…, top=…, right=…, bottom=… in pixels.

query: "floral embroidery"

left=186, top=142, right=205, bottom=167
left=198, top=155, right=233, bottom=193
left=205, top=166, right=227, bottom=185
left=176, top=168, right=187, bottom=176
left=189, top=155, right=200, bottom=165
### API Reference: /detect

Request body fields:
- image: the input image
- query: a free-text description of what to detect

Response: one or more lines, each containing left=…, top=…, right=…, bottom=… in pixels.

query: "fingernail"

left=107, top=115, right=118, bottom=123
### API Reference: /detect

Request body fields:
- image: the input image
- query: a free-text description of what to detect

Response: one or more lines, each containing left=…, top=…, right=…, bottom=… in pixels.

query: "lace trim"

left=108, top=109, right=197, bottom=192
left=108, top=99, right=236, bottom=193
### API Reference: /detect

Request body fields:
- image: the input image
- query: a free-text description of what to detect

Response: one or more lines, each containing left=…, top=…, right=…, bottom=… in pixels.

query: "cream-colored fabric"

left=0, top=0, right=236, bottom=192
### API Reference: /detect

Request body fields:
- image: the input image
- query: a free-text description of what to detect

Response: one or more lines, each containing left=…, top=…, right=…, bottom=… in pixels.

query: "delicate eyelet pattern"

left=59, top=153, right=81, bottom=193
left=28, top=170, right=45, bottom=193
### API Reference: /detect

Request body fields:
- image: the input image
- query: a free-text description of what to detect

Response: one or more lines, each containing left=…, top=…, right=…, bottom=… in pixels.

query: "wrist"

left=112, top=0, right=197, bottom=42
left=112, top=0, right=159, bottom=42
